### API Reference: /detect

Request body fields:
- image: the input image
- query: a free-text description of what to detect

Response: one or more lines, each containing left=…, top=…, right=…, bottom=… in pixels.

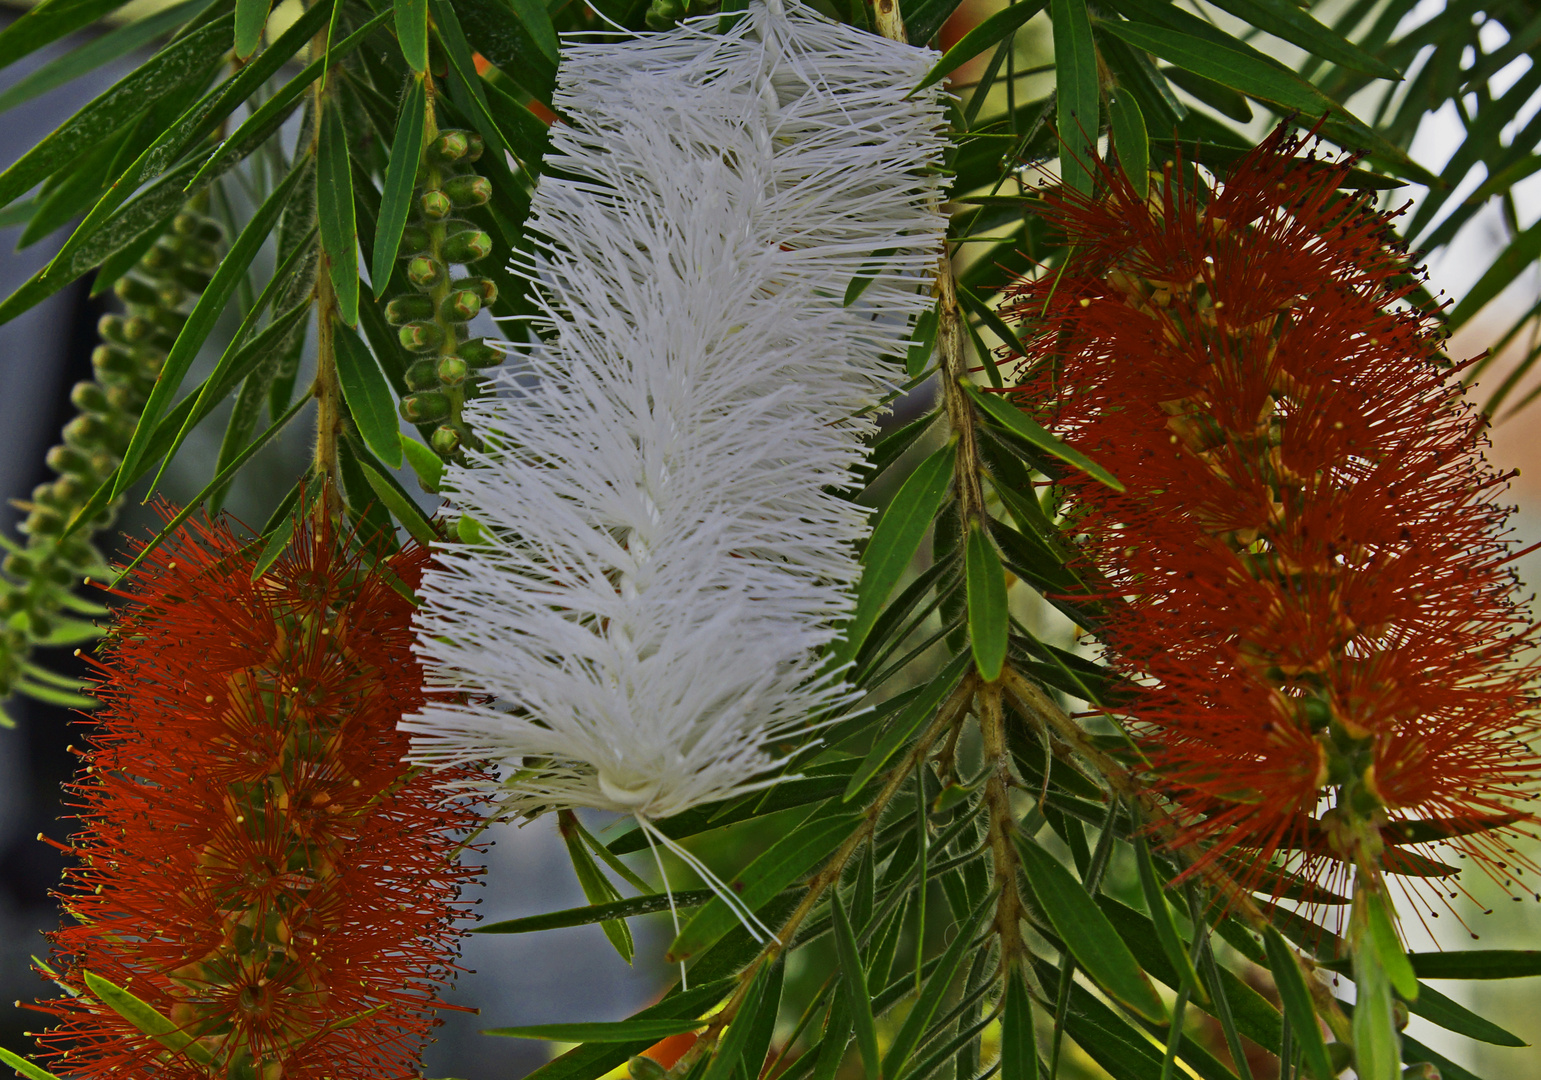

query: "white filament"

left=404, top=0, right=948, bottom=830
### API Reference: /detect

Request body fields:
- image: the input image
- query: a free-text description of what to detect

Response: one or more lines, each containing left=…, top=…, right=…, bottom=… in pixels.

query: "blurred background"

left=0, top=0, right=1536, bottom=1076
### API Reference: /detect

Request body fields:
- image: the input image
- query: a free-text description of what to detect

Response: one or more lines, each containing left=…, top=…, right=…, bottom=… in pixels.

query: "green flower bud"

left=98, top=315, right=130, bottom=344
left=172, top=212, right=224, bottom=245
left=437, top=356, right=468, bottom=386
left=52, top=474, right=88, bottom=505
left=440, top=289, right=481, bottom=323
left=427, top=130, right=472, bottom=165
left=91, top=345, right=136, bottom=379
left=3, top=554, right=33, bottom=578
left=452, top=277, right=498, bottom=303
left=24, top=507, right=64, bottom=536
left=419, top=190, right=453, bottom=220
left=63, top=415, right=108, bottom=448
left=0, top=592, right=25, bottom=617
left=114, top=275, right=162, bottom=307
left=464, top=132, right=485, bottom=163
left=180, top=239, right=220, bottom=270
left=27, top=612, right=52, bottom=639
left=386, top=295, right=436, bottom=325
left=401, top=224, right=432, bottom=254
left=399, top=322, right=444, bottom=352
left=46, top=446, right=93, bottom=477
left=155, top=279, right=186, bottom=308
left=444, top=174, right=491, bottom=208
left=400, top=391, right=450, bottom=424
left=70, top=382, right=109, bottom=414
left=442, top=228, right=492, bottom=264
left=430, top=425, right=461, bottom=455
left=407, top=255, right=444, bottom=289
left=405, top=359, right=441, bottom=391
left=459, top=338, right=503, bottom=368
left=106, top=384, right=144, bottom=412
left=140, top=242, right=180, bottom=273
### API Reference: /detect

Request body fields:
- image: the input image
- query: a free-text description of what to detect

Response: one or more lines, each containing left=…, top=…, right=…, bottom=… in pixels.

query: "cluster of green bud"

left=0, top=209, right=222, bottom=704
left=388, top=126, right=502, bottom=460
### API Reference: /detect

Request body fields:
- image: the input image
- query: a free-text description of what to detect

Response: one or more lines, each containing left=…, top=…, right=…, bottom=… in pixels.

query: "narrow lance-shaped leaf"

left=507, top=0, right=559, bottom=63
left=318, top=98, right=359, bottom=326
left=1052, top=0, right=1098, bottom=197
left=1016, top=835, right=1167, bottom=1023
left=913, top=0, right=1049, bottom=92
left=882, top=890, right=994, bottom=1078
left=334, top=321, right=403, bottom=468
left=359, top=462, right=437, bottom=548
left=114, top=158, right=308, bottom=501
left=1261, top=928, right=1335, bottom=1080
left=0, top=1047, right=63, bottom=1080
left=83, top=971, right=215, bottom=1066
left=667, top=808, right=863, bottom=962
left=844, top=651, right=971, bottom=800
left=0, top=0, right=137, bottom=82
left=963, top=381, right=1123, bottom=490
left=395, top=0, right=428, bottom=71
left=1109, top=89, right=1148, bottom=198
left=558, top=809, right=635, bottom=964
left=486, top=1020, right=710, bottom=1042
left=234, top=0, right=268, bottom=57
left=836, top=440, right=956, bottom=664
left=372, top=75, right=426, bottom=297
left=1001, top=963, right=1038, bottom=1080
left=965, top=523, right=1008, bottom=681
left=831, top=892, right=881, bottom=1080
left=0, top=0, right=214, bottom=116
left=475, top=890, right=716, bottom=935
left=698, top=964, right=770, bottom=1080
left=1132, top=835, right=1203, bottom=1000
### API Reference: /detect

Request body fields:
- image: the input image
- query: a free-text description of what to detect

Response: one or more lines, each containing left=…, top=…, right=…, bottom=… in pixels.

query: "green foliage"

left=0, top=0, right=1535, bottom=1077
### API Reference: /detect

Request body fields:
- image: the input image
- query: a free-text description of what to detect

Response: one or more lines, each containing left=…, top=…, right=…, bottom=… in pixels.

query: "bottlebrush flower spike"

left=404, top=0, right=946, bottom=853
left=30, top=512, right=488, bottom=1080
left=1002, top=128, right=1541, bottom=906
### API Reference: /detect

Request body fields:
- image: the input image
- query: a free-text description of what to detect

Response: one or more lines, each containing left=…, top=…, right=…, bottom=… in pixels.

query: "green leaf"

left=0, top=0, right=135, bottom=75
left=359, top=461, right=437, bottom=547
left=965, top=524, right=1007, bottom=682
left=831, top=892, right=880, bottom=1080
left=738, top=957, right=784, bottom=1080
left=905, top=302, right=940, bottom=379
left=516, top=980, right=735, bottom=1080
left=1108, top=89, right=1148, bottom=197
left=558, top=810, right=635, bottom=964
left=318, top=100, right=359, bottom=327
left=486, top=1020, right=709, bottom=1042
left=372, top=76, right=426, bottom=297
left=114, top=157, right=306, bottom=501
left=844, top=247, right=898, bottom=307
left=963, top=382, right=1123, bottom=491
left=1201, top=0, right=1397, bottom=80
left=1402, top=950, right=1541, bottom=980
left=1351, top=938, right=1399, bottom=1080
left=83, top=971, right=215, bottom=1066
left=396, top=0, right=429, bottom=71
left=154, top=228, right=318, bottom=484
left=1406, top=982, right=1525, bottom=1047
left=0, top=15, right=232, bottom=211
left=1132, top=835, right=1202, bottom=1000
left=16, top=680, right=97, bottom=708
left=699, top=964, right=770, bottom=1080
left=1093, top=17, right=1426, bottom=184
left=901, top=0, right=966, bottom=47
left=251, top=512, right=296, bottom=582
left=401, top=434, right=444, bottom=492
left=1016, top=836, right=1166, bottom=1023
left=508, top=0, right=560, bottom=64
left=667, top=809, right=862, bottom=962
left=112, top=394, right=310, bottom=583
left=476, top=890, right=715, bottom=934
left=915, top=0, right=1047, bottom=91
left=811, top=996, right=854, bottom=1080
left=234, top=0, right=268, bottom=56
left=1261, top=929, right=1334, bottom=1080
left=957, top=284, right=1031, bottom=361
left=1002, top=963, right=1038, bottom=1080
left=1365, top=890, right=1418, bottom=1001
left=334, top=322, right=403, bottom=468
left=482, top=75, right=552, bottom=168
left=0, top=0, right=213, bottom=116
left=883, top=890, right=993, bottom=1078
left=0, top=1047, right=63, bottom=1080
left=188, top=10, right=390, bottom=190
left=1052, top=0, right=1099, bottom=197
left=1447, top=217, right=1541, bottom=330
left=455, top=0, right=555, bottom=103
left=837, top=440, right=956, bottom=664
left=844, top=651, right=970, bottom=800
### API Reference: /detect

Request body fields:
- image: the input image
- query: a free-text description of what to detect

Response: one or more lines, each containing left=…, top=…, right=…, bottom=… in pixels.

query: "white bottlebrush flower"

left=404, top=0, right=947, bottom=922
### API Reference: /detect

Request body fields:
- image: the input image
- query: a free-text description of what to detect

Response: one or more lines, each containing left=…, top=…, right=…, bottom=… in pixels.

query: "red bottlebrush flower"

left=1001, top=128, right=1541, bottom=901
left=31, top=512, right=489, bottom=1080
